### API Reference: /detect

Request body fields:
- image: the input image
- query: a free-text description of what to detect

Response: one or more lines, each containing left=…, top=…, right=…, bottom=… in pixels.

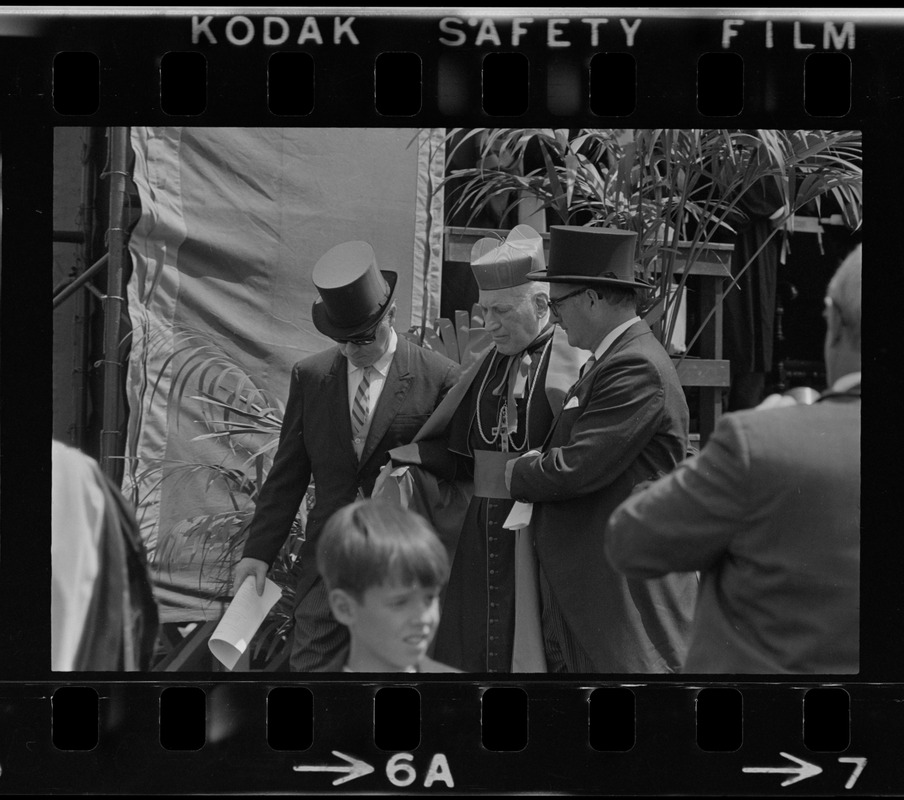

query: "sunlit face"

left=823, top=294, right=843, bottom=387
left=478, top=285, right=547, bottom=355
left=337, top=312, right=394, bottom=369
left=336, top=581, right=441, bottom=672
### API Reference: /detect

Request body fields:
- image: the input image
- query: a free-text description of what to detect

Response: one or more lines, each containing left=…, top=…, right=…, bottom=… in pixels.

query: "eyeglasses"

left=548, top=288, right=587, bottom=317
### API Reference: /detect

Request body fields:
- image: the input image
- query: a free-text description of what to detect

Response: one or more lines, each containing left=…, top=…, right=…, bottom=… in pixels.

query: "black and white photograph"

left=51, top=125, right=862, bottom=676
left=2, top=5, right=901, bottom=796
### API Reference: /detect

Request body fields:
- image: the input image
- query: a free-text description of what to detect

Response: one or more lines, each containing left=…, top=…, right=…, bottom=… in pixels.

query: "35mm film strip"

left=2, top=683, right=901, bottom=793
left=2, top=7, right=901, bottom=796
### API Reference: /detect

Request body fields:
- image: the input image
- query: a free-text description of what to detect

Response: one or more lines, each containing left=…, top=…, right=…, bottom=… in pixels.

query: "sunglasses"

left=335, top=332, right=378, bottom=346
left=548, top=287, right=587, bottom=316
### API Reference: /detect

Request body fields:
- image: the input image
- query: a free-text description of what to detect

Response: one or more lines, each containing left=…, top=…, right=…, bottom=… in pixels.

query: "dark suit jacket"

left=509, top=320, right=696, bottom=672
left=606, top=388, right=861, bottom=674
left=242, top=336, right=458, bottom=602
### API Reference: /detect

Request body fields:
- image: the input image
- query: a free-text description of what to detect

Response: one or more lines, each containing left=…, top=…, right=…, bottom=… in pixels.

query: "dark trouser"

left=290, top=572, right=349, bottom=672
left=539, top=563, right=596, bottom=673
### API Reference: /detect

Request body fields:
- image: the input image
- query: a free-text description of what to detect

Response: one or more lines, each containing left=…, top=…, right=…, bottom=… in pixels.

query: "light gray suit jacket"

left=606, top=388, right=861, bottom=674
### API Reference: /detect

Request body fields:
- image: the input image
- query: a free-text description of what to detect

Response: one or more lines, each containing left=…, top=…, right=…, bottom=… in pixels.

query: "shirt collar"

left=347, top=327, right=398, bottom=377
left=831, top=371, right=861, bottom=393
left=593, top=316, right=640, bottom=361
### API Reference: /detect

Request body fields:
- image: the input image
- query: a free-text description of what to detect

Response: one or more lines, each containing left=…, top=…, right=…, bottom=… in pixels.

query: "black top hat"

left=526, top=225, right=649, bottom=289
left=311, top=241, right=398, bottom=339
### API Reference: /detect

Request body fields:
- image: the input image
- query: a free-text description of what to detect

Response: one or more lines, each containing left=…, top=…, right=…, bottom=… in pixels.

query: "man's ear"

left=328, top=588, right=357, bottom=626
left=826, top=302, right=845, bottom=346
left=533, top=292, right=549, bottom=317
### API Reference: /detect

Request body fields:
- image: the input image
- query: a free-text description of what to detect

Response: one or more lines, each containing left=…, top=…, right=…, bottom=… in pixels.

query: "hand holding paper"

left=372, top=461, right=411, bottom=507
left=208, top=576, right=282, bottom=670
left=232, top=556, right=268, bottom=596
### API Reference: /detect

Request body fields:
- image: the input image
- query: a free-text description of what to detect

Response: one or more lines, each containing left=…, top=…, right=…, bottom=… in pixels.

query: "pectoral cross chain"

left=492, top=405, right=511, bottom=452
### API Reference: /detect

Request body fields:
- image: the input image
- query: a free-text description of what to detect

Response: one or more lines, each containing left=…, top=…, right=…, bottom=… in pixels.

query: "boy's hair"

left=316, top=499, right=450, bottom=601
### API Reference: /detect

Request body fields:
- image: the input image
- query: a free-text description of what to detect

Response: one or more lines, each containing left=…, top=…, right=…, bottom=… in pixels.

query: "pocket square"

left=564, top=396, right=580, bottom=410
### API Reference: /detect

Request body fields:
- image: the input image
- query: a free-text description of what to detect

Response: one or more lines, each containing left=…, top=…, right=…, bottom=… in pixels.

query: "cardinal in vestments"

left=388, top=225, right=586, bottom=673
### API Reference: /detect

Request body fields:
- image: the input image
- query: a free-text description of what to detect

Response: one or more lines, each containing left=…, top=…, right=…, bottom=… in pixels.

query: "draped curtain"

left=124, top=127, right=444, bottom=622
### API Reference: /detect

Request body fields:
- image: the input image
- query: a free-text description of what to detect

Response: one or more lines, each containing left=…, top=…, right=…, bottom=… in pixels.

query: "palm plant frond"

left=131, top=323, right=311, bottom=667
left=442, top=128, right=862, bottom=354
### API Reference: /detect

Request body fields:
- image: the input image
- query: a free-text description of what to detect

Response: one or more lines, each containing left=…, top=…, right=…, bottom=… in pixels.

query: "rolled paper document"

left=208, top=576, right=282, bottom=670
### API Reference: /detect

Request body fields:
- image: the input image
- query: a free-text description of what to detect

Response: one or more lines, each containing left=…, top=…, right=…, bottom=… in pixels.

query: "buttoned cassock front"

left=241, top=336, right=458, bottom=671
left=392, top=323, right=586, bottom=673
left=432, top=328, right=557, bottom=673
left=509, top=319, right=697, bottom=673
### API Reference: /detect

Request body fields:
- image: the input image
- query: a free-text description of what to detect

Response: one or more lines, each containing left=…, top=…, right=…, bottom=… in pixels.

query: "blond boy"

left=316, top=500, right=459, bottom=673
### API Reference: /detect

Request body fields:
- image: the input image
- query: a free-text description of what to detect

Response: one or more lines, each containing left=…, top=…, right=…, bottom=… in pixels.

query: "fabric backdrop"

left=124, top=127, right=444, bottom=622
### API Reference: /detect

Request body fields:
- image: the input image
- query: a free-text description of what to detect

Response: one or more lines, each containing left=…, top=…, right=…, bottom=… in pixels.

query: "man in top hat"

left=388, top=225, right=587, bottom=673
left=605, top=246, right=861, bottom=673
left=233, top=241, right=458, bottom=672
left=505, top=225, right=698, bottom=673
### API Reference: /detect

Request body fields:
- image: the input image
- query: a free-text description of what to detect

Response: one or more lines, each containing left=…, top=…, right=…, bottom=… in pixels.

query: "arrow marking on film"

left=293, top=750, right=375, bottom=786
left=743, top=751, right=823, bottom=787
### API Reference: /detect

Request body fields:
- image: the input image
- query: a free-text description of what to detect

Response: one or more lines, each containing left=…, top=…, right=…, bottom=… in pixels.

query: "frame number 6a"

left=294, top=751, right=453, bottom=788
left=386, top=753, right=454, bottom=789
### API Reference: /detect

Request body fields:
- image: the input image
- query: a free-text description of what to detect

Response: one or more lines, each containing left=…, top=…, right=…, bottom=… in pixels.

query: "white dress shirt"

left=347, top=328, right=398, bottom=457
left=52, top=440, right=105, bottom=671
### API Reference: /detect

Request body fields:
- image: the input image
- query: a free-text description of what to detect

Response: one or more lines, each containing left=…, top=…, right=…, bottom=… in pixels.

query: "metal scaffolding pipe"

left=72, top=126, right=100, bottom=450
left=52, top=251, right=108, bottom=308
left=99, top=126, right=130, bottom=480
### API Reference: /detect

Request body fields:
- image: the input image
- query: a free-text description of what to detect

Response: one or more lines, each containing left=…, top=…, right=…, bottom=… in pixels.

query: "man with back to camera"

left=505, top=225, right=698, bottom=673
left=605, top=245, right=862, bottom=674
left=232, top=241, right=458, bottom=671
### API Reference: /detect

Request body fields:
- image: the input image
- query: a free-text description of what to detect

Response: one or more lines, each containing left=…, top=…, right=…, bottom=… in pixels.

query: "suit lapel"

left=541, top=320, right=649, bottom=448
left=322, top=349, right=358, bottom=469
left=358, top=337, right=414, bottom=470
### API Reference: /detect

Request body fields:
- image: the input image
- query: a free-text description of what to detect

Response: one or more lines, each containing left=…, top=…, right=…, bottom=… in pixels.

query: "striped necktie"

left=580, top=355, right=596, bottom=378
left=351, top=366, right=374, bottom=437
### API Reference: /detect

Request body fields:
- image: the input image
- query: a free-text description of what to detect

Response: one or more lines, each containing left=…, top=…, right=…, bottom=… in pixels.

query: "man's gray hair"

left=594, top=284, right=642, bottom=311
left=524, top=280, right=550, bottom=301
left=828, top=245, right=861, bottom=348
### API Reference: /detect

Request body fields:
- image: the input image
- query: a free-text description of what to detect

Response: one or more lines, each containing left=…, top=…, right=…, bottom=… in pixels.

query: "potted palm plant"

left=125, top=326, right=309, bottom=669
left=439, top=128, right=862, bottom=441
left=440, top=128, right=862, bottom=356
